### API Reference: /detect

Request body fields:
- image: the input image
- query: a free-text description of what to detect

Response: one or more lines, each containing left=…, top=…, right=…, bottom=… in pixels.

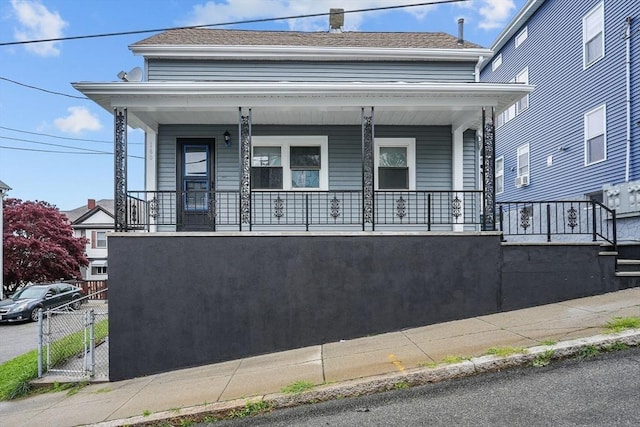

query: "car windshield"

left=12, top=286, right=49, bottom=300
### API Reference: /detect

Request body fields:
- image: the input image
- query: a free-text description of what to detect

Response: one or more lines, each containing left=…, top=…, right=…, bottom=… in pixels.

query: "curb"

left=91, top=329, right=640, bottom=427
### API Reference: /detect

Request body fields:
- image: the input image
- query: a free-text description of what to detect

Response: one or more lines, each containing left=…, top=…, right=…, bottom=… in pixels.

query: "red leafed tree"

left=3, top=198, right=88, bottom=295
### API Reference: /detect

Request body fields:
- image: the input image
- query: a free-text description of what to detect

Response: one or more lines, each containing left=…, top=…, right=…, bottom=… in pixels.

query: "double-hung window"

left=496, top=156, right=504, bottom=194
left=515, top=68, right=529, bottom=113
left=91, top=230, right=107, bottom=248
left=375, top=138, right=416, bottom=190
left=498, top=68, right=529, bottom=128
left=492, top=54, right=502, bottom=71
left=584, top=104, right=606, bottom=165
left=583, top=2, right=604, bottom=68
left=96, top=231, right=107, bottom=248
left=251, top=136, right=328, bottom=190
left=515, top=26, right=528, bottom=48
left=516, top=144, right=530, bottom=187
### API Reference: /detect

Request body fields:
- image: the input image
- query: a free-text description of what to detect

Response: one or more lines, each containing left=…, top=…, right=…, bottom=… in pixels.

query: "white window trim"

left=96, top=231, right=107, bottom=248
left=251, top=135, right=329, bottom=190
left=515, top=67, right=529, bottom=114
left=498, top=67, right=529, bottom=128
left=517, top=144, right=530, bottom=179
left=374, top=138, right=416, bottom=190
left=515, top=26, right=528, bottom=48
left=492, top=53, right=502, bottom=71
left=583, top=2, right=605, bottom=69
left=496, top=156, right=505, bottom=195
left=584, top=104, right=607, bottom=166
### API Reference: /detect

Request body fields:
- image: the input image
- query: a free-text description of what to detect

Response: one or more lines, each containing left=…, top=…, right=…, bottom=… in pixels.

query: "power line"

left=0, top=135, right=112, bottom=153
left=0, top=76, right=87, bottom=99
left=0, top=1, right=465, bottom=46
left=0, top=125, right=143, bottom=145
left=0, top=145, right=143, bottom=159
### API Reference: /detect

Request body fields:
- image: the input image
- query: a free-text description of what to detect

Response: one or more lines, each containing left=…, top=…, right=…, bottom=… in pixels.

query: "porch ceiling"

left=72, top=81, right=533, bottom=131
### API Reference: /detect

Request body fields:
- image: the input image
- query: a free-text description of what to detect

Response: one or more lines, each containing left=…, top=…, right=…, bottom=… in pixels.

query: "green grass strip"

left=0, top=319, right=108, bottom=401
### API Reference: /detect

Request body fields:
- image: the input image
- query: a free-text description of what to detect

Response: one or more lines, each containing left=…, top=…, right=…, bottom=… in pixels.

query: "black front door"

left=177, top=139, right=215, bottom=231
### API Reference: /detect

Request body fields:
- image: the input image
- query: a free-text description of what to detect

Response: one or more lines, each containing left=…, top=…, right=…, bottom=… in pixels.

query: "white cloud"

left=476, top=0, right=516, bottom=30
left=11, top=0, right=68, bottom=57
left=183, top=0, right=440, bottom=32
left=54, top=107, right=102, bottom=134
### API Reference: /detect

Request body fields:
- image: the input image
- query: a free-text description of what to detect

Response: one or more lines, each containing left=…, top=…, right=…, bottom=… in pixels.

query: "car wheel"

left=71, top=299, right=82, bottom=310
left=30, top=306, right=43, bottom=322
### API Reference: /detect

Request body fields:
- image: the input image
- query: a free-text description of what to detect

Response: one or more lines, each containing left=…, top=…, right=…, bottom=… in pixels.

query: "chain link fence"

left=37, top=291, right=108, bottom=381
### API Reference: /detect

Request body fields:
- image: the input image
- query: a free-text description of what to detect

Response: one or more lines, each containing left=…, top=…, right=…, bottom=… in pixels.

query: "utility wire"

left=0, top=76, right=87, bottom=99
left=0, top=145, right=144, bottom=159
left=0, top=135, right=113, bottom=153
left=0, top=0, right=465, bottom=46
left=0, top=125, right=143, bottom=145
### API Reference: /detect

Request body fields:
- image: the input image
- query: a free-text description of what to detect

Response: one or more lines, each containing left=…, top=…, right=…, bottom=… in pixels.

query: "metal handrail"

left=497, top=200, right=616, bottom=249
left=125, top=189, right=484, bottom=231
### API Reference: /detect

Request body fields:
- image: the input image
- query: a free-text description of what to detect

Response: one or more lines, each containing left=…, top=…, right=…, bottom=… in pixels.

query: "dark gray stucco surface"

left=108, top=233, right=501, bottom=380
left=108, top=234, right=620, bottom=381
left=500, top=244, right=618, bottom=311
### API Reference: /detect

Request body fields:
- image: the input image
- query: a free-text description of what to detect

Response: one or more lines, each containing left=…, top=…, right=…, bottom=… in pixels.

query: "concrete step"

left=617, top=259, right=640, bottom=266
left=616, top=259, right=640, bottom=275
left=615, top=271, right=640, bottom=277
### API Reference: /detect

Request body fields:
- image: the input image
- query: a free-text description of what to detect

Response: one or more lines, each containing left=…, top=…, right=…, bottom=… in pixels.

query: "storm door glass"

left=183, top=145, right=209, bottom=211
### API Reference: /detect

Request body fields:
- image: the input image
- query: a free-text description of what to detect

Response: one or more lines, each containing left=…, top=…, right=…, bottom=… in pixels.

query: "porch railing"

left=497, top=200, right=617, bottom=249
left=126, top=190, right=484, bottom=231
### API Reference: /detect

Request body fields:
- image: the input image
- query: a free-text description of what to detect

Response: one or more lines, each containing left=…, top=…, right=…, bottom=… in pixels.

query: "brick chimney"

left=88, top=199, right=96, bottom=209
left=330, top=8, right=344, bottom=33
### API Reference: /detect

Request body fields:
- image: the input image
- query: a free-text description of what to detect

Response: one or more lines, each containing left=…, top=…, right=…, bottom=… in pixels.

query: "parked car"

left=0, top=283, right=86, bottom=323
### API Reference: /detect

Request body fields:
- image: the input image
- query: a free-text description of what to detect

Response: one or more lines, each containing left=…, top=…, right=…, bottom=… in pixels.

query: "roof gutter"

left=72, top=81, right=533, bottom=97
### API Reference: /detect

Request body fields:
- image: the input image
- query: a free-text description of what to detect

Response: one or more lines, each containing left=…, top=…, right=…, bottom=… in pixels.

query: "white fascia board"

left=479, top=0, right=545, bottom=71
left=72, top=81, right=533, bottom=120
left=72, top=81, right=533, bottom=97
left=129, top=44, right=493, bottom=62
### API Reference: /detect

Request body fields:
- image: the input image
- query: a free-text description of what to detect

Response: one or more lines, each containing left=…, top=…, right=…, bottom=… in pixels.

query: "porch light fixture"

left=224, top=130, right=231, bottom=147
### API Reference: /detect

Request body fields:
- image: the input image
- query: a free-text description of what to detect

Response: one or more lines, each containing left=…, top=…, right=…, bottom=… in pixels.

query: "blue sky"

left=0, top=0, right=525, bottom=211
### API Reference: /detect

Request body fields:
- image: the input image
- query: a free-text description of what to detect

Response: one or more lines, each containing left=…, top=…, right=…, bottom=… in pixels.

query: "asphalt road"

left=0, top=319, right=39, bottom=363
left=207, top=346, right=640, bottom=427
left=0, top=300, right=109, bottom=364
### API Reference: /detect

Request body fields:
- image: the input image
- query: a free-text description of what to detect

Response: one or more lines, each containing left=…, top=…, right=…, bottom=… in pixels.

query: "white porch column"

left=452, top=127, right=465, bottom=232
left=145, top=128, right=158, bottom=232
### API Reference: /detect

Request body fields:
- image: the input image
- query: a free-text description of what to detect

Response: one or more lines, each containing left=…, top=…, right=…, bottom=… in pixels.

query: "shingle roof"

left=132, top=28, right=482, bottom=49
left=61, top=199, right=114, bottom=223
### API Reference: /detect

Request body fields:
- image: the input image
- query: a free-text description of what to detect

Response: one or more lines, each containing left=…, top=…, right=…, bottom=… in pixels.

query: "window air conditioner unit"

left=515, top=175, right=529, bottom=188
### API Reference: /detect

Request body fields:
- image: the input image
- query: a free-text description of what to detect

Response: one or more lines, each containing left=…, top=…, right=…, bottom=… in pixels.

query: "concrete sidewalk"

left=1, top=287, right=639, bottom=427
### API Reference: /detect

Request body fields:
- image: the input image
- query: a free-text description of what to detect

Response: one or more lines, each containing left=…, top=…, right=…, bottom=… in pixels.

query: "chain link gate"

left=37, top=299, right=109, bottom=380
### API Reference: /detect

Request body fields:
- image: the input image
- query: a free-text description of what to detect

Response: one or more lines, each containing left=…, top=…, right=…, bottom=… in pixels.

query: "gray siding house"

left=75, top=27, right=532, bottom=234
left=72, top=23, right=558, bottom=380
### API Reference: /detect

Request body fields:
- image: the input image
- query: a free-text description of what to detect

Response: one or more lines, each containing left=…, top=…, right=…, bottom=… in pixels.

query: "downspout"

left=625, top=17, right=632, bottom=182
left=475, top=55, right=485, bottom=83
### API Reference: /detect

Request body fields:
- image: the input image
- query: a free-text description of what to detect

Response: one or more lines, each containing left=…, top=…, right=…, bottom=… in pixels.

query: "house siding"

left=480, top=0, right=640, bottom=205
left=157, top=124, right=473, bottom=193
left=147, top=59, right=477, bottom=83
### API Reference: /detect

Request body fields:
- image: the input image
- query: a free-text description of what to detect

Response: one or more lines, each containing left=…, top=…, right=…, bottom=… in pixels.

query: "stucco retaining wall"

left=107, top=232, right=618, bottom=380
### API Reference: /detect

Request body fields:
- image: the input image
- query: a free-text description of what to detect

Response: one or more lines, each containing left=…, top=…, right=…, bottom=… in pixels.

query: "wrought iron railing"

left=497, top=200, right=617, bottom=249
left=125, top=190, right=484, bottom=231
